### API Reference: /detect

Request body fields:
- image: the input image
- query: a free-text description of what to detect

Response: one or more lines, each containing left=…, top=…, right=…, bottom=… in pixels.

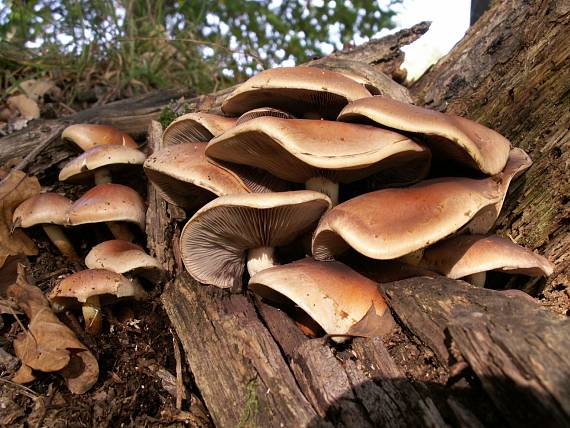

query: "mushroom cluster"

left=13, top=124, right=162, bottom=335
left=146, top=66, right=554, bottom=342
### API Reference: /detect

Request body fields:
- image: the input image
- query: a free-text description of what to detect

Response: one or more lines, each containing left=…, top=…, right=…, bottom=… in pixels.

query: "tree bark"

left=412, top=0, right=570, bottom=313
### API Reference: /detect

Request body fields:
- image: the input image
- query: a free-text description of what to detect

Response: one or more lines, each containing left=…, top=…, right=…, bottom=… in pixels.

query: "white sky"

left=388, top=0, right=471, bottom=80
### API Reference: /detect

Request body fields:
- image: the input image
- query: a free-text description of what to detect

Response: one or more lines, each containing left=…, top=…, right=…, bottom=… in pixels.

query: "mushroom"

left=144, top=143, right=289, bottom=210
left=12, top=193, right=79, bottom=260
left=236, top=107, right=295, bottom=125
left=336, top=70, right=382, bottom=95
left=85, top=240, right=163, bottom=282
left=221, top=66, right=372, bottom=119
left=180, top=190, right=331, bottom=289
left=337, top=96, right=512, bottom=175
left=49, top=269, right=147, bottom=335
left=67, top=183, right=145, bottom=242
left=59, top=144, right=146, bottom=184
left=62, top=124, right=138, bottom=151
left=312, top=176, right=502, bottom=262
left=249, top=258, right=395, bottom=342
left=418, top=234, right=554, bottom=287
left=207, top=117, right=431, bottom=205
left=162, top=112, right=237, bottom=145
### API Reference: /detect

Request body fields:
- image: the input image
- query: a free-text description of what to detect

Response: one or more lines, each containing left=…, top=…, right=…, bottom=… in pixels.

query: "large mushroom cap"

left=180, top=190, right=331, bottom=289
left=59, top=144, right=146, bottom=182
left=221, top=66, right=372, bottom=119
left=49, top=269, right=147, bottom=306
left=67, top=184, right=145, bottom=229
left=13, top=193, right=72, bottom=227
left=312, top=176, right=502, bottom=261
left=207, top=117, right=431, bottom=184
left=249, top=258, right=394, bottom=340
left=85, top=240, right=162, bottom=280
left=163, top=113, right=237, bottom=145
left=338, top=96, right=511, bottom=175
left=419, top=234, right=554, bottom=280
left=62, top=124, right=138, bottom=151
left=143, top=143, right=250, bottom=209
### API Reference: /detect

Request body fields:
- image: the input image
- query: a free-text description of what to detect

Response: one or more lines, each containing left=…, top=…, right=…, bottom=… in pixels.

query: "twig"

left=33, top=383, right=56, bottom=428
left=172, top=330, right=184, bottom=410
left=0, top=376, right=39, bottom=399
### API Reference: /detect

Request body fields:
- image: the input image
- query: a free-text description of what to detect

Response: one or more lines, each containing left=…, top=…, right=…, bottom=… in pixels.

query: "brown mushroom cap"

left=59, top=144, right=146, bottom=182
left=236, top=107, right=295, bottom=125
left=207, top=117, right=431, bottom=185
left=85, top=240, right=162, bottom=280
left=419, top=234, right=554, bottom=279
left=163, top=113, right=237, bottom=145
left=143, top=143, right=250, bottom=209
left=464, top=147, right=532, bottom=233
left=221, top=66, right=372, bottom=119
left=67, top=184, right=145, bottom=229
left=249, top=258, right=394, bottom=340
left=48, top=269, right=147, bottom=306
left=312, top=176, right=502, bottom=261
left=13, top=193, right=71, bottom=227
left=338, top=96, right=512, bottom=175
left=62, top=124, right=137, bottom=151
left=180, top=191, right=331, bottom=289
left=336, top=70, right=382, bottom=95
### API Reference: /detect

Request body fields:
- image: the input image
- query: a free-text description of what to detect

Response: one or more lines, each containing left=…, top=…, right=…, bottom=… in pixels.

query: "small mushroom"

left=62, top=124, right=138, bottom=151
left=12, top=193, right=79, bottom=260
left=312, top=176, right=502, bottom=261
left=249, top=258, right=395, bottom=342
left=59, top=144, right=146, bottom=184
left=162, top=113, right=237, bottom=145
left=221, top=66, right=372, bottom=119
left=418, top=234, right=554, bottom=287
left=67, top=184, right=145, bottom=242
left=49, top=269, right=147, bottom=335
left=85, top=240, right=163, bottom=282
left=207, top=117, right=431, bottom=205
left=236, top=107, right=295, bottom=125
left=180, top=191, right=331, bottom=289
left=338, top=96, right=512, bottom=175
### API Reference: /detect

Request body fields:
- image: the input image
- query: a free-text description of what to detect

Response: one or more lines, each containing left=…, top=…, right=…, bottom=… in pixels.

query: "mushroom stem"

left=106, top=222, right=135, bottom=242
left=42, top=224, right=80, bottom=261
left=397, top=249, right=424, bottom=266
left=305, top=176, right=339, bottom=206
left=94, top=169, right=112, bottom=184
left=247, top=246, right=276, bottom=277
left=463, top=272, right=487, bottom=287
left=82, top=295, right=103, bottom=335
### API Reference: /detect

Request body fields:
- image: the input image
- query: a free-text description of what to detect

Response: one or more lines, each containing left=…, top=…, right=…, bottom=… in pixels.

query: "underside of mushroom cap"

left=221, top=66, right=372, bottom=119
left=67, top=184, right=145, bottom=229
left=236, top=107, right=295, bottom=125
left=249, top=258, right=394, bottom=340
left=62, top=124, right=138, bottom=151
left=312, top=176, right=502, bottom=261
left=48, top=269, right=147, bottom=307
left=338, top=96, right=511, bottom=175
left=144, top=143, right=250, bottom=209
left=207, top=117, right=431, bottom=184
left=180, top=190, right=331, bottom=289
left=163, top=113, right=237, bottom=145
left=85, top=240, right=162, bottom=280
left=59, top=144, right=146, bottom=182
left=419, top=234, right=554, bottom=279
left=13, top=193, right=72, bottom=227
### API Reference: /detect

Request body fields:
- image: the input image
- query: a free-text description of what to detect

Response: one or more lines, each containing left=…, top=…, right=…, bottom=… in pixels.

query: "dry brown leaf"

left=19, top=79, right=57, bottom=102
left=8, top=266, right=99, bottom=394
left=0, top=171, right=40, bottom=268
left=11, top=362, right=36, bottom=384
left=7, top=94, right=40, bottom=119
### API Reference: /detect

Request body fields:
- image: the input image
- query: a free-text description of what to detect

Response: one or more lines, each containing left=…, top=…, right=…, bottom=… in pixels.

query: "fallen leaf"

left=7, top=266, right=99, bottom=394
left=0, top=171, right=40, bottom=268
left=7, top=95, right=40, bottom=120
left=11, top=362, right=36, bottom=384
left=19, top=79, right=57, bottom=102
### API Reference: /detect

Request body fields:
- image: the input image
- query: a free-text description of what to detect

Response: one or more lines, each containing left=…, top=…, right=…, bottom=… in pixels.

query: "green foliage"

left=0, top=0, right=400, bottom=98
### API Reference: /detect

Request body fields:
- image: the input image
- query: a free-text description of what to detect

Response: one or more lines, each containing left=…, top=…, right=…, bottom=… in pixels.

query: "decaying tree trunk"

left=3, top=0, right=569, bottom=425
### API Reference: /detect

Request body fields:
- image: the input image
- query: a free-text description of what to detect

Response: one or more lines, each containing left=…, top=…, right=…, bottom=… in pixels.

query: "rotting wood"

left=381, top=276, right=570, bottom=427
left=412, top=0, right=570, bottom=310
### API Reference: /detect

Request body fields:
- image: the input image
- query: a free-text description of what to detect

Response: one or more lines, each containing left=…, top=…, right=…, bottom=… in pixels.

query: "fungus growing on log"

left=162, top=112, right=237, bottom=145
left=62, top=124, right=137, bottom=151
